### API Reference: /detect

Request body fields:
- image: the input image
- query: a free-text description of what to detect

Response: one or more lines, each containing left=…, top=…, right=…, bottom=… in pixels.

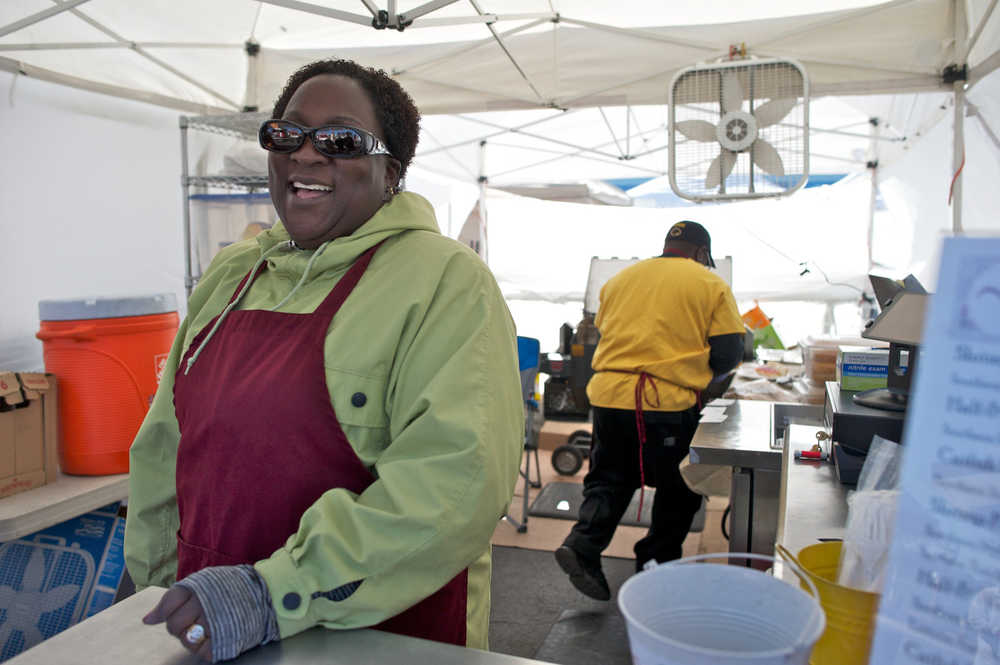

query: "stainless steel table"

left=689, top=400, right=825, bottom=561
left=8, top=587, right=557, bottom=665
left=776, top=450, right=848, bottom=557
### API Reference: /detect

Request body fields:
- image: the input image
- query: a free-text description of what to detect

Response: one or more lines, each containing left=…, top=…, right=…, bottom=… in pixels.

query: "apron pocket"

left=176, top=530, right=246, bottom=579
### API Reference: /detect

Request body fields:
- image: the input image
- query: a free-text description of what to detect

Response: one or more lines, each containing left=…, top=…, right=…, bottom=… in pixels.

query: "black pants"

left=563, top=405, right=703, bottom=572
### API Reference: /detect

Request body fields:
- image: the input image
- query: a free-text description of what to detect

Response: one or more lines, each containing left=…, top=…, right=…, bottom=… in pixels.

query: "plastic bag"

left=837, top=489, right=898, bottom=592
left=855, top=435, right=902, bottom=491
left=679, top=453, right=730, bottom=497
left=837, top=435, right=903, bottom=592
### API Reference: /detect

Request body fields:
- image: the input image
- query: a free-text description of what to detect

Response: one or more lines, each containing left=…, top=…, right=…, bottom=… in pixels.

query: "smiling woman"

left=124, top=59, right=524, bottom=663
left=264, top=73, right=401, bottom=248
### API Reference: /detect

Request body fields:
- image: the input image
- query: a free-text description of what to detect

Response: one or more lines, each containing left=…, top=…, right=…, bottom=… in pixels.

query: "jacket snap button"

left=282, top=592, right=301, bottom=611
left=351, top=392, right=367, bottom=407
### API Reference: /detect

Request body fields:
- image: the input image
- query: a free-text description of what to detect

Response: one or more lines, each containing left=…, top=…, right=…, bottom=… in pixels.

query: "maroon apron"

left=173, top=243, right=468, bottom=645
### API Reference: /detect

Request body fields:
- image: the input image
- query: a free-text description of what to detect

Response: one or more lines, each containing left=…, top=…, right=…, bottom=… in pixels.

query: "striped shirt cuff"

left=175, top=565, right=280, bottom=662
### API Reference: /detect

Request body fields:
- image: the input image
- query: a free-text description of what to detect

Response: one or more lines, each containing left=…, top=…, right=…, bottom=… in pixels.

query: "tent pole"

left=963, top=0, right=998, bottom=61
left=953, top=80, right=965, bottom=234
left=866, top=118, right=879, bottom=271
left=180, top=117, right=194, bottom=298
left=0, top=0, right=91, bottom=39
left=243, top=39, right=260, bottom=111
left=0, top=56, right=229, bottom=115
left=952, top=0, right=968, bottom=234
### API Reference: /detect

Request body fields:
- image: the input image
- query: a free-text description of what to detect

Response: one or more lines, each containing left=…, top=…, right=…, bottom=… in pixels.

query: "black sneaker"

left=554, top=545, right=611, bottom=601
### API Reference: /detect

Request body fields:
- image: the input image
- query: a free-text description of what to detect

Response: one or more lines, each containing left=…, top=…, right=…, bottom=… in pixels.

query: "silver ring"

left=184, top=623, right=206, bottom=646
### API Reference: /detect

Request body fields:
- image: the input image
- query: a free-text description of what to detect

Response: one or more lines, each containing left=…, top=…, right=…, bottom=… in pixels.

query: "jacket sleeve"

left=255, top=249, right=524, bottom=638
left=123, top=315, right=186, bottom=590
left=708, top=332, right=745, bottom=377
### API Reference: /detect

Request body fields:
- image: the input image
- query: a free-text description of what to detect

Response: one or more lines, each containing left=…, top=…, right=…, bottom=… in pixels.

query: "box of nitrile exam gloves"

left=836, top=346, right=906, bottom=391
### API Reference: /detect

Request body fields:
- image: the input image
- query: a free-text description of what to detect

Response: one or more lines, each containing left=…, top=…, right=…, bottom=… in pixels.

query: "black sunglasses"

left=258, top=119, right=394, bottom=159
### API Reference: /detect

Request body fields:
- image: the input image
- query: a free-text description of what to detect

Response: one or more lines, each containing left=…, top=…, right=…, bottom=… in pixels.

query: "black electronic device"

left=831, top=441, right=866, bottom=486
left=825, top=381, right=905, bottom=484
left=854, top=274, right=929, bottom=412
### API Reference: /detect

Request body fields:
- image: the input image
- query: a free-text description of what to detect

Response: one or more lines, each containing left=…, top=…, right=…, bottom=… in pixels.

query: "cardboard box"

left=0, top=372, right=59, bottom=499
left=538, top=419, right=591, bottom=450
left=836, top=346, right=907, bottom=391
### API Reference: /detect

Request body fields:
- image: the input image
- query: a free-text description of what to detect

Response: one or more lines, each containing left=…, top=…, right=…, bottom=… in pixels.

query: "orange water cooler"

left=36, top=294, right=179, bottom=475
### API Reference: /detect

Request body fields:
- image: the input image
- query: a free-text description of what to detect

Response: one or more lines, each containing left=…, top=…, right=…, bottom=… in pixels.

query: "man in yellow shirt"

left=554, top=221, right=745, bottom=600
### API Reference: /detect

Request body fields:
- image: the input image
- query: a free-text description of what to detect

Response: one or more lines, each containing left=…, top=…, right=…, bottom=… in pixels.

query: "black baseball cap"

left=666, top=220, right=715, bottom=268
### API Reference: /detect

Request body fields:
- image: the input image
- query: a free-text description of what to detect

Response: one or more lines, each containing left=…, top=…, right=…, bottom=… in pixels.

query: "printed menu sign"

left=870, top=238, right=1000, bottom=665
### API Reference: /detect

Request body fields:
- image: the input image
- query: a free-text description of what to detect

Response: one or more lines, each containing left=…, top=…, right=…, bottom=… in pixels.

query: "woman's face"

left=267, top=74, right=399, bottom=248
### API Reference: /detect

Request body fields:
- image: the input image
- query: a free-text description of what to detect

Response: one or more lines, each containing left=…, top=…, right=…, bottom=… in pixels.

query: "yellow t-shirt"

left=586, top=256, right=744, bottom=412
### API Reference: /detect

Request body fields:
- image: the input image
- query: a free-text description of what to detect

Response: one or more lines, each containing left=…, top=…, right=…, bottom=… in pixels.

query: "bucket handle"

left=37, top=318, right=172, bottom=341
left=655, top=551, right=825, bottom=648
left=36, top=324, right=97, bottom=342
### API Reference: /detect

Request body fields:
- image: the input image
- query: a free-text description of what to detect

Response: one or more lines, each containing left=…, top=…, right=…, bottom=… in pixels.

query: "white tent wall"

left=875, top=67, right=1000, bottom=290
left=1, top=70, right=186, bottom=371
left=489, top=174, right=874, bottom=350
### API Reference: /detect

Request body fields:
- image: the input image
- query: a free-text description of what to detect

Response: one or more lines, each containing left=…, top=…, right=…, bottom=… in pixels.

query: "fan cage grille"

left=671, top=61, right=807, bottom=200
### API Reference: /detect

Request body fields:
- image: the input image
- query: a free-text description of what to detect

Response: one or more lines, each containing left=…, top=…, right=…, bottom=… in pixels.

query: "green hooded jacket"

left=124, top=192, right=523, bottom=649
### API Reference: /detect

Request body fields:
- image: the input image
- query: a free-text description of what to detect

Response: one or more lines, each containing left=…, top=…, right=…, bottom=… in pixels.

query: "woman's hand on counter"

left=143, top=585, right=213, bottom=661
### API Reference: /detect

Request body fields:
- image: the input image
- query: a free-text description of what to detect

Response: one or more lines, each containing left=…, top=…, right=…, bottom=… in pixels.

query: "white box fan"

left=668, top=58, right=809, bottom=202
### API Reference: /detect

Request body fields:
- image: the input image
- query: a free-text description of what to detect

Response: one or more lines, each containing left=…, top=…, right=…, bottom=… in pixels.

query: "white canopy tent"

left=2, top=0, right=999, bottom=365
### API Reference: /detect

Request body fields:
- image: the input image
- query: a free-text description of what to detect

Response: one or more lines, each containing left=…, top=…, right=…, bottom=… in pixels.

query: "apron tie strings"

left=634, top=372, right=660, bottom=520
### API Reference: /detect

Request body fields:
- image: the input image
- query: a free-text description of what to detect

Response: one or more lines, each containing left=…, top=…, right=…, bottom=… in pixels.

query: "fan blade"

left=705, top=150, right=737, bottom=190
left=721, top=73, right=744, bottom=114
left=754, top=98, right=797, bottom=128
left=675, top=119, right=717, bottom=142
left=752, top=139, right=785, bottom=176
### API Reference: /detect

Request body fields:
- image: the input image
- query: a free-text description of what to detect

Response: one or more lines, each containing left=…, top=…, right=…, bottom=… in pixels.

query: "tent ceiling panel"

left=1, top=0, right=995, bottom=117
left=1, top=0, right=996, bottom=189
left=250, top=1, right=966, bottom=116
left=415, top=97, right=875, bottom=183
left=967, top=0, right=1000, bottom=68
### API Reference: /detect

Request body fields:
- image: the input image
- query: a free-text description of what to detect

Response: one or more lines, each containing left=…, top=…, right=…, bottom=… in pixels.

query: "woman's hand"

left=143, top=585, right=213, bottom=661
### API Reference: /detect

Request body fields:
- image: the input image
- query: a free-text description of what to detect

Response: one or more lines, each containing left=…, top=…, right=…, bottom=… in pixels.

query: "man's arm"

left=708, top=332, right=745, bottom=377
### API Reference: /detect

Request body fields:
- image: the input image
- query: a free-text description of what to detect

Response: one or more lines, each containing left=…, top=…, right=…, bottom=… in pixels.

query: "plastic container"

left=800, top=335, right=887, bottom=385
left=618, top=553, right=825, bottom=665
left=785, top=542, right=881, bottom=665
left=36, top=295, right=179, bottom=475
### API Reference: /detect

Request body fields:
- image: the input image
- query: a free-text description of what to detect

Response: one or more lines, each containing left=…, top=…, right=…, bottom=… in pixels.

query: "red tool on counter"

left=794, top=441, right=829, bottom=461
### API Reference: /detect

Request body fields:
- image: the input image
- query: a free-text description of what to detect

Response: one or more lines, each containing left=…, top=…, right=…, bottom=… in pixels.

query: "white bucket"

left=617, top=553, right=825, bottom=665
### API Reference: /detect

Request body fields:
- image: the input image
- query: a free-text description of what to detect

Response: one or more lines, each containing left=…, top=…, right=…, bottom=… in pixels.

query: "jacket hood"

left=182, top=191, right=441, bottom=375
left=255, top=190, right=440, bottom=278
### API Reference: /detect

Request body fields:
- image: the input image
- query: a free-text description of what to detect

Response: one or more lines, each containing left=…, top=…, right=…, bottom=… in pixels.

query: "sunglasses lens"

left=313, top=127, right=369, bottom=157
left=261, top=121, right=304, bottom=152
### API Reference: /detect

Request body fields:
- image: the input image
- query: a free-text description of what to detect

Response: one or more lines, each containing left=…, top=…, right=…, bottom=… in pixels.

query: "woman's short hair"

left=271, top=59, right=421, bottom=180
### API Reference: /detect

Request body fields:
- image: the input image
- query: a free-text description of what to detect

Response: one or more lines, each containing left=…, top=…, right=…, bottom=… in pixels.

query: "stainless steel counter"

left=8, top=587, right=555, bottom=665
left=687, top=399, right=779, bottom=470
left=689, top=399, right=829, bottom=562
left=776, top=452, right=848, bottom=557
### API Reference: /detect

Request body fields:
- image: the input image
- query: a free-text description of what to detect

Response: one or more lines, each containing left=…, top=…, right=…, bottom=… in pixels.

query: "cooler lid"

left=38, top=293, right=178, bottom=321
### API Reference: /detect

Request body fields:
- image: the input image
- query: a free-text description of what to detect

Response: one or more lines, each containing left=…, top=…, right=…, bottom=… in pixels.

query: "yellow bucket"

left=777, top=543, right=881, bottom=665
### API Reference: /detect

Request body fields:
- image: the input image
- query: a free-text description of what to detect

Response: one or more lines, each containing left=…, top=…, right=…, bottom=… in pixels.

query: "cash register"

left=824, top=275, right=930, bottom=484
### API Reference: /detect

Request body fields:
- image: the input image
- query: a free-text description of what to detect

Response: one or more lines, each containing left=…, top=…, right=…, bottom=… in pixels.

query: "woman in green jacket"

left=125, top=59, right=523, bottom=662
